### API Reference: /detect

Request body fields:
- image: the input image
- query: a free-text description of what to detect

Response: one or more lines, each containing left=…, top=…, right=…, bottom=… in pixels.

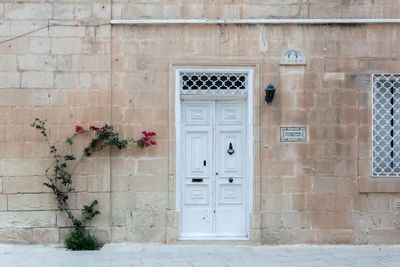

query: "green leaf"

left=64, top=155, right=76, bottom=161
left=50, top=146, right=57, bottom=153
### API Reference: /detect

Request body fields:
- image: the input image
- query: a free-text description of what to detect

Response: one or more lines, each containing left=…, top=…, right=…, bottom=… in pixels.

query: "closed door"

left=181, top=100, right=247, bottom=238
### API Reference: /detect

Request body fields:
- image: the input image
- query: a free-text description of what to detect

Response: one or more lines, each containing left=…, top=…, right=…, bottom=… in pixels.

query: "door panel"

left=181, top=100, right=247, bottom=238
left=218, top=130, right=243, bottom=178
left=218, top=184, right=243, bottom=204
left=185, top=131, right=209, bottom=178
left=185, top=102, right=211, bottom=125
left=215, top=102, right=246, bottom=236
left=186, top=184, right=209, bottom=205
left=181, top=102, right=213, bottom=235
left=217, top=103, right=244, bottom=124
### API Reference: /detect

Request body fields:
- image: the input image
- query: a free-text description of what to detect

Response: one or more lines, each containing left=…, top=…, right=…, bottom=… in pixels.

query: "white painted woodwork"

left=181, top=100, right=247, bottom=238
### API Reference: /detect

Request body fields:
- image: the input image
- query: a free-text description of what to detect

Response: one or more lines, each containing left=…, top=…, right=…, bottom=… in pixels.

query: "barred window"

left=179, top=71, right=248, bottom=96
left=372, top=74, right=400, bottom=176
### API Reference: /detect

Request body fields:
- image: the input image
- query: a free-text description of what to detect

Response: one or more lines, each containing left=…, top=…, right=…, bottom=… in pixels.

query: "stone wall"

left=111, top=22, right=400, bottom=244
left=112, top=0, right=400, bottom=20
left=1, top=0, right=400, bottom=244
left=0, top=0, right=112, bottom=243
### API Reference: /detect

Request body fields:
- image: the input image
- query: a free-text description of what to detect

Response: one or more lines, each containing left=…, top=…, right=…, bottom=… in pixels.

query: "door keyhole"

left=203, top=160, right=206, bottom=166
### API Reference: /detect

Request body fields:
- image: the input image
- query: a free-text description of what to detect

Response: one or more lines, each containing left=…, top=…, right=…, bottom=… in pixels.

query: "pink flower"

left=142, top=131, right=156, bottom=137
left=138, top=130, right=157, bottom=148
left=75, top=125, right=84, bottom=132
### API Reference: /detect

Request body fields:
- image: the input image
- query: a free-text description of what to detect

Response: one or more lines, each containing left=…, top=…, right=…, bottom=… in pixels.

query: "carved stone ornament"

left=280, top=49, right=306, bottom=65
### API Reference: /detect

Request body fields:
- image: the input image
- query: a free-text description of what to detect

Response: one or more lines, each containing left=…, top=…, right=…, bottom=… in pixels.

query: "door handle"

left=192, top=178, right=203, bottom=182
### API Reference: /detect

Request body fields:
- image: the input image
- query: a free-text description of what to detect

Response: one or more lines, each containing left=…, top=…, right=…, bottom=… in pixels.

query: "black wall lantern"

left=265, top=83, right=277, bottom=104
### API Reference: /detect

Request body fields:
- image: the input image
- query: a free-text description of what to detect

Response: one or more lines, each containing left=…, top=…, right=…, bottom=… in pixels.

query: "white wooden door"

left=181, top=100, right=247, bottom=239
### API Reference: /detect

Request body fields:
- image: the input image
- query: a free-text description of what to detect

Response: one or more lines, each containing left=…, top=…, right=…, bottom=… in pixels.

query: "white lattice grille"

left=180, top=71, right=248, bottom=96
left=372, top=74, right=400, bottom=176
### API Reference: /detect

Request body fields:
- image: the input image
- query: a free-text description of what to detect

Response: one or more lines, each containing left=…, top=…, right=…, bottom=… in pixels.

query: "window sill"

left=359, top=176, right=400, bottom=193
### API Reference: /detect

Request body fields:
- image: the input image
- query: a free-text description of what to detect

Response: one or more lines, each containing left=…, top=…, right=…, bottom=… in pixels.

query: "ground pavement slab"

left=0, top=244, right=400, bottom=267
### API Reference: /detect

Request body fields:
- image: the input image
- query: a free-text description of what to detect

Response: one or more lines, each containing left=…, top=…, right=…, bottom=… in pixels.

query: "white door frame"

left=175, top=68, right=254, bottom=240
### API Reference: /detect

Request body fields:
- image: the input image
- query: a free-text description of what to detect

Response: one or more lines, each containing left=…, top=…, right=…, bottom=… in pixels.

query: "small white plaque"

left=280, top=127, right=307, bottom=142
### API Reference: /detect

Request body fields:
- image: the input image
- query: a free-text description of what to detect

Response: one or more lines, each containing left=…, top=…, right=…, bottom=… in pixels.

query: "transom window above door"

left=179, top=70, right=249, bottom=96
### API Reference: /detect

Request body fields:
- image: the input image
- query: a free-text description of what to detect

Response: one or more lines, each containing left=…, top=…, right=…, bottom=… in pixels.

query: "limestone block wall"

left=111, top=22, right=400, bottom=244
left=257, top=24, right=400, bottom=244
left=1, top=0, right=400, bottom=245
left=0, top=0, right=113, bottom=243
left=112, top=0, right=400, bottom=20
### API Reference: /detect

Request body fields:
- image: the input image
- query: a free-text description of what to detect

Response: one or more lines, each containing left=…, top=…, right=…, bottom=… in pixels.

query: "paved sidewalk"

left=1, top=243, right=400, bottom=267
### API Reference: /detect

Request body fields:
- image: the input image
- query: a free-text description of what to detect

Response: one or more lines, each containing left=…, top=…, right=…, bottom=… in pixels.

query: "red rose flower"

left=75, top=125, right=84, bottom=132
left=90, top=125, right=99, bottom=131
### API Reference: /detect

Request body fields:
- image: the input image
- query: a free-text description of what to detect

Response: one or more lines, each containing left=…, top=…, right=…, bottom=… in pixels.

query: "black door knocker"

left=227, top=142, right=235, bottom=155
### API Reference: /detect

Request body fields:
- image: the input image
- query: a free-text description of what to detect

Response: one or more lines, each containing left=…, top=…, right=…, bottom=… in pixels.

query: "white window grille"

left=372, top=73, right=400, bottom=176
left=179, top=71, right=248, bottom=96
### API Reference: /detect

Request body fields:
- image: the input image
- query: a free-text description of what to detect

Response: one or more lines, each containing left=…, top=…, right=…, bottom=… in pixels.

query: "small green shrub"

left=65, top=230, right=101, bottom=250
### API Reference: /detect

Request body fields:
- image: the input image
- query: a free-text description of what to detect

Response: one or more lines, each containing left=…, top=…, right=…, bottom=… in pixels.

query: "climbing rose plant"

left=31, top=118, right=156, bottom=249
